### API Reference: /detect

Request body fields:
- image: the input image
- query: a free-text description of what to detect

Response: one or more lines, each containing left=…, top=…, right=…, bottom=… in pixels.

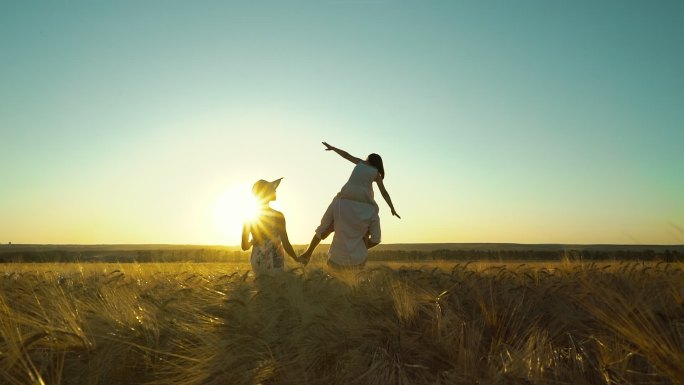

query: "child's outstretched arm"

left=241, top=223, right=252, bottom=251
left=376, top=176, right=401, bottom=218
left=322, top=142, right=362, bottom=164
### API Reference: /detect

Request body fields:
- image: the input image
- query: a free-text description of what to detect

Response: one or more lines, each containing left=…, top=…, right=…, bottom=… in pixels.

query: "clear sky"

left=1, top=1, right=683, bottom=246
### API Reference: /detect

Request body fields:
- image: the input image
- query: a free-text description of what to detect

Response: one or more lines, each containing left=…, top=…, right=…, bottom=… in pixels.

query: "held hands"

left=300, top=256, right=311, bottom=266
left=295, top=253, right=311, bottom=266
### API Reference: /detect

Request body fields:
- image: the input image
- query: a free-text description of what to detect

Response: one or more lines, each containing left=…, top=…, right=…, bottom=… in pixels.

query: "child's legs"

left=315, top=199, right=337, bottom=240
left=304, top=199, right=337, bottom=257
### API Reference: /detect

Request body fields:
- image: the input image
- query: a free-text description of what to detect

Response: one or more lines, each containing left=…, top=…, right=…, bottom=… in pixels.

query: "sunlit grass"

left=0, top=260, right=682, bottom=384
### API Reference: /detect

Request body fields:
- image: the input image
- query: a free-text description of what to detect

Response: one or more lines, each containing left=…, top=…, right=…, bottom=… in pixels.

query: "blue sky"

left=1, top=1, right=683, bottom=245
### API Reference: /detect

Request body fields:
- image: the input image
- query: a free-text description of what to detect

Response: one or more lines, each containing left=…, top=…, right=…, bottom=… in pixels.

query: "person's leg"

left=301, top=223, right=333, bottom=258
left=301, top=199, right=336, bottom=260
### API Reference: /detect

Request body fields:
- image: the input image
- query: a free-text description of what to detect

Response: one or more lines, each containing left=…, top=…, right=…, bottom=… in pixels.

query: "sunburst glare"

left=211, top=183, right=260, bottom=238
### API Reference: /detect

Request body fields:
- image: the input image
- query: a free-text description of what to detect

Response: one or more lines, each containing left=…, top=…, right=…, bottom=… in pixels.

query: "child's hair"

left=367, top=153, right=385, bottom=179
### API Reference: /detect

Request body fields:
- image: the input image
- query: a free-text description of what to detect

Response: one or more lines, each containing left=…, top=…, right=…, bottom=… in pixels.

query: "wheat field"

left=0, top=259, right=682, bottom=385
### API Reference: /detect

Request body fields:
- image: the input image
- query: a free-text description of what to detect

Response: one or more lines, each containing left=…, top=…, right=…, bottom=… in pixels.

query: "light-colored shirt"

left=317, top=197, right=380, bottom=266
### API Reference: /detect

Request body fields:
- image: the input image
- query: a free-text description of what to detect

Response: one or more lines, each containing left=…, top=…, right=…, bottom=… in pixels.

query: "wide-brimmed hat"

left=252, top=177, right=283, bottom=198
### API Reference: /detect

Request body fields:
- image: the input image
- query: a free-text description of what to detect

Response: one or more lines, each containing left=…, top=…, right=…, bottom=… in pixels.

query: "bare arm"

left=241, top=223, right=252, bottom=251
left=375, top=176, right=401, bottom=218
left=277, top=214, right=298, bottom=260
left=322, top=142, right=362, bottom=164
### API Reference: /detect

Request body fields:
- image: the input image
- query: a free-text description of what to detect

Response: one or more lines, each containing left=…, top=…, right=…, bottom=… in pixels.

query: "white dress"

left=338, top=162, right=379, bottom=206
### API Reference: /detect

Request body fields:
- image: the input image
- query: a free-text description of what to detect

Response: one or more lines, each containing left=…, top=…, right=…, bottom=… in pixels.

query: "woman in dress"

left=299, top=142, right=400, bottom=267
left=241, top=178, right=300, bottom=273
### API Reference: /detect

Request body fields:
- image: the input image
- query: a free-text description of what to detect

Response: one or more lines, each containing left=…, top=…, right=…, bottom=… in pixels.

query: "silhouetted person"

left=300, top=142, right=400, bottom=268
left=241, top=178, right=300, bottom=274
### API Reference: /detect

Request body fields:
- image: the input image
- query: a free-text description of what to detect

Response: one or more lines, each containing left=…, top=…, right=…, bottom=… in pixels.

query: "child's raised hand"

left=322, top=142, right=333, bottom=151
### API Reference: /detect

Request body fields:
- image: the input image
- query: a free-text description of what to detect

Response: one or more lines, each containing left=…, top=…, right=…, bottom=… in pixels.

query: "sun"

left=211, top=183, right=260, bottom=238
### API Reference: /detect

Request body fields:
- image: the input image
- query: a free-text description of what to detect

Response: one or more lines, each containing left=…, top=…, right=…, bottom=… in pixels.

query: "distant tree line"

left=0, top=247, right=681, bottom=263
left=367, top=248, right=682, bottom=262
left=0, top=249, right=249, bottom=263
